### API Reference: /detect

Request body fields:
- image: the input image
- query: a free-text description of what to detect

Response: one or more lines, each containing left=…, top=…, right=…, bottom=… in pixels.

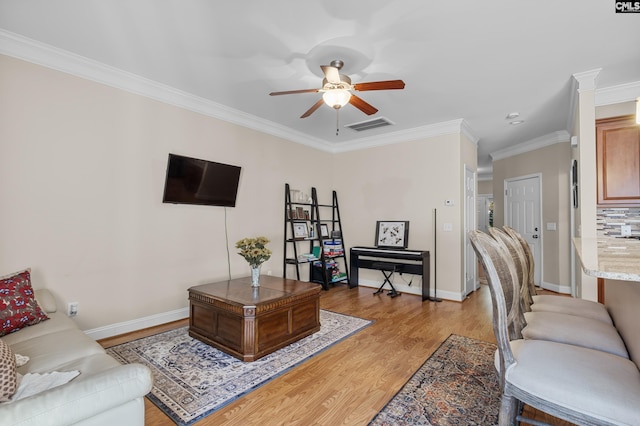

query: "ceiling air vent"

left=345, top=117, right=395, bottom=132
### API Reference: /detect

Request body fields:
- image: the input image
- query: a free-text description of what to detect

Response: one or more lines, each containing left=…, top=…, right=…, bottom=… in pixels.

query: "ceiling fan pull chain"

left=336, top=109, right=340, bottom=136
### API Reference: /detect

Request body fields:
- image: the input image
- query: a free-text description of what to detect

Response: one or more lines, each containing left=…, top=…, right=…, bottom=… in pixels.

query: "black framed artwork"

left=375, top=221, right=409, bottom=248
left=320, top=224, right=329, bottom=238
left=293, top=222, right=309, bottom=239
left=572, top=159, right=578, bottom=209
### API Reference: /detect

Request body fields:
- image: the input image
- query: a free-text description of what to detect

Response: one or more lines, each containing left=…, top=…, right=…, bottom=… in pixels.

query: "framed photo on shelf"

left=287, top=209, right=297, bottom=220
left=293, top=222, right=309, bottom=239
left=375, top=220, right=409, bottom=249
left=320, top=224, right=329, bottom=238
left=296, top=207, right=305, bottom=220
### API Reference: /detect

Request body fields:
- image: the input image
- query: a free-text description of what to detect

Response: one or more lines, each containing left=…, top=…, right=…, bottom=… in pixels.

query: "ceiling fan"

left=269, top=60, right=405, bottom=119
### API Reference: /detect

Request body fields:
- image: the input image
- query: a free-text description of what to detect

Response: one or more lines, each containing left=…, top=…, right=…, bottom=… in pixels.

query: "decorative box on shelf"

left=323, top=240, right=344, bottom=257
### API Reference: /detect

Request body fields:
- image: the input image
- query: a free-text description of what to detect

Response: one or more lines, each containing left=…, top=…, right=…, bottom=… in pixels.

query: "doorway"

left=504, top=174, right=542, bottom=286
left=464, top=165, right=477, bottom=296
left=476, top=195, right=493, bottom=233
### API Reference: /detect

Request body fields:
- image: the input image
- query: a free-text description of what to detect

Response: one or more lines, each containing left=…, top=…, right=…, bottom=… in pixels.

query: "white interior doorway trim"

left=504, top=173, right=543, bottom=287
left=464, top=165, right=477, bottom=296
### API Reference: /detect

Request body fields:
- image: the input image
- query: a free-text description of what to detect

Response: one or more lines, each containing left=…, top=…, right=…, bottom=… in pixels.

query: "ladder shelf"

left=283, top=184, right=349, bottom=290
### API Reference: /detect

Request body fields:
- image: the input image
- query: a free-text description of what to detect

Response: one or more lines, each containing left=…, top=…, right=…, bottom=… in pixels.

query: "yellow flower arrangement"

left=235, top=236, right=272, bottom=268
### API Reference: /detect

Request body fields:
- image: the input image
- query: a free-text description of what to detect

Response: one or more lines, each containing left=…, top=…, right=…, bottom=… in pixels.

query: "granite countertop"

left=574, top=236, right=640, bottom=281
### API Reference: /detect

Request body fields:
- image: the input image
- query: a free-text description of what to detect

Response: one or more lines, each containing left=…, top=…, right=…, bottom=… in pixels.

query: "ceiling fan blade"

left=269, top=88, right=320, bottom=96
left=321, top=65, right=341, bottom=84
left=349, top=95, right=378, bottom=115
left=300, top=99, right=325, bottom=118
left=353, top=80, right=405, bottom=91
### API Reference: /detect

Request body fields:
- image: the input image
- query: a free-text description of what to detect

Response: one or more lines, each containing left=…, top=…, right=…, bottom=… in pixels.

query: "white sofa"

left=0, top=289, right=153, bottom=426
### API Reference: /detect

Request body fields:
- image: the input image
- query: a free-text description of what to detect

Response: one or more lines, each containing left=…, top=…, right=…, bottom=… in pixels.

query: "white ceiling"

left=1, top=0, right=639, bottom=177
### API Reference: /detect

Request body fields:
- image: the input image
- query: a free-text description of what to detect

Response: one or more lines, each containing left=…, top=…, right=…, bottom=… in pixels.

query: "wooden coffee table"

left=188, top=275, right=321, bottom=361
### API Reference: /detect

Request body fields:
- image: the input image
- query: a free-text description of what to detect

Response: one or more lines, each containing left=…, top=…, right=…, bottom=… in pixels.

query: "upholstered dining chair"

left=469, top=230, right=640, bottom=426
left=488, top=227, right=628, bottom=358
left=502, top=226, right=613, bottom=325
left=488, top=227, right=530, bottom=311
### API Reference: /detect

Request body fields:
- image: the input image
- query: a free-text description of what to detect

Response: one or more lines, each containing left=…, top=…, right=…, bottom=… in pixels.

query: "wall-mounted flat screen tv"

left=162, top=153, right=241, bottom=207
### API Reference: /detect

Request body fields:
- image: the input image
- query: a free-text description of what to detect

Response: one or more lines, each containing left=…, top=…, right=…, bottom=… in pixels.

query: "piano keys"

left=349, top=246, right=431, bottom=301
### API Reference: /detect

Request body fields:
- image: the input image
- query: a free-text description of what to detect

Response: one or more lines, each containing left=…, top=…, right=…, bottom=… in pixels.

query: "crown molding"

left=0, top=30, right=335, bottom=151
left=331, top=119, right=474, bottom=153
left=572, top=69, right=601, bottom=92
left=461, top=120, right=479, bottom=146
left=595, top=81, right=640, bottom=106
left=566, top=73, right=580, bottom=133
left=490, top=130, right=570, bottom=162
left=1, top=29, right=477, bottom=155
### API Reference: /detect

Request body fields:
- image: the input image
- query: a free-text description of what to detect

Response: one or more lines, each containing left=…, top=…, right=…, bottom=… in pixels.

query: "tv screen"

left=162, top=153, right=241, bottom=207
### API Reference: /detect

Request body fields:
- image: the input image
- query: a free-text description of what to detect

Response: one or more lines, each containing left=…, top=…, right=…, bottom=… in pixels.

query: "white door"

left=465, top=166, right=477, bottom=295
left=505, top=175, right=542, bottom=286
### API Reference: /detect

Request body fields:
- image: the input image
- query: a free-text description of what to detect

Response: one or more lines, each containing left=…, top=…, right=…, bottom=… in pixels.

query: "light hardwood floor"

left=99, top=284, right=573, bottom=426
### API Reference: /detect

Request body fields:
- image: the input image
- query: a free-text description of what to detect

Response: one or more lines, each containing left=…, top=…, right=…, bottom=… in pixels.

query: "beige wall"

left=477, top=180, right=493, bottom=195
left=0, top=55, right=334, bottom=330
left=1, top=54, right=473, bottom=334
left=334, top=133, right=475, bottom=300
left=492, top=142, right=571, bottom=291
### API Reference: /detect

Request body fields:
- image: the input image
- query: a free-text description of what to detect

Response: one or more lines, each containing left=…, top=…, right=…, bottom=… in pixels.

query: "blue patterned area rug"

left=107, top=309, right=371, bottom=426
left=369, top=334, right=500, bottom=426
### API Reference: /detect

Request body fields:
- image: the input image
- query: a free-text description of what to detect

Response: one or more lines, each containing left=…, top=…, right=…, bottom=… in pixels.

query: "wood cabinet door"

left=597, top=115, right=640, bottom=206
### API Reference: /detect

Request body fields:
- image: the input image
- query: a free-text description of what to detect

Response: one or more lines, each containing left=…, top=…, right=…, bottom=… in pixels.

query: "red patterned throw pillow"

left=0, top=269, right=49, bottom=337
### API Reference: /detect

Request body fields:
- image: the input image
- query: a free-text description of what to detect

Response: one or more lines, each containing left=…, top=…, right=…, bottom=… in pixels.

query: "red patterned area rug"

left=369, top=334, right=500, bottom=426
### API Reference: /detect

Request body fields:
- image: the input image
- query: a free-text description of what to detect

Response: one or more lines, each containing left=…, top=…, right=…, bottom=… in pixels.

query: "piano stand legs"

left=372, top=264, right=400, bottom=298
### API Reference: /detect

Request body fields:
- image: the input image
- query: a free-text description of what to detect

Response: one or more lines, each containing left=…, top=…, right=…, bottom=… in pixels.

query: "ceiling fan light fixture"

left=323, top=89, right=352, bottom=109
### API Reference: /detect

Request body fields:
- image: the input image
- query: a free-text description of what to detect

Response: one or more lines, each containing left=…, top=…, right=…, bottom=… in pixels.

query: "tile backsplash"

left=597, top=208, right=640, bottom=237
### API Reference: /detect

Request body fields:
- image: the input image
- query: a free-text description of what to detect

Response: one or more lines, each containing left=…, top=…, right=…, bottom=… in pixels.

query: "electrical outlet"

left=67, top=302, right=78, bottom=317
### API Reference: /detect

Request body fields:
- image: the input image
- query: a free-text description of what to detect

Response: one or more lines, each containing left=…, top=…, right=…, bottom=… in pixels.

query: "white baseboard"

left=540, top=281, right=571, bottom=295
left=85, top=278, right=468, bottom=340
left=85, top=307, right=189, bottom=340
left=357, top=279, right=465, bottom=302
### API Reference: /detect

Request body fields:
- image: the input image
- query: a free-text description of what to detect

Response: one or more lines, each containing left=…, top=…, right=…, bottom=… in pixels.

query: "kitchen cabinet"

left=596, top=115, right=640, bottom=206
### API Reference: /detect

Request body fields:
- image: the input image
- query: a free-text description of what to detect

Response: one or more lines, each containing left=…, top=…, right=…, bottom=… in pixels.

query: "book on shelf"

left=331, top=271, right=347, bottom=282
left=297, top=253, right=318, bottom=262
left=314, top=260, right=337, bottom=269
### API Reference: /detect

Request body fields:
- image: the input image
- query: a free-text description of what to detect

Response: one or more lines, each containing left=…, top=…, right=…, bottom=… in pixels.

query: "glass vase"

left=250, top=264, right=261, bottom=287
